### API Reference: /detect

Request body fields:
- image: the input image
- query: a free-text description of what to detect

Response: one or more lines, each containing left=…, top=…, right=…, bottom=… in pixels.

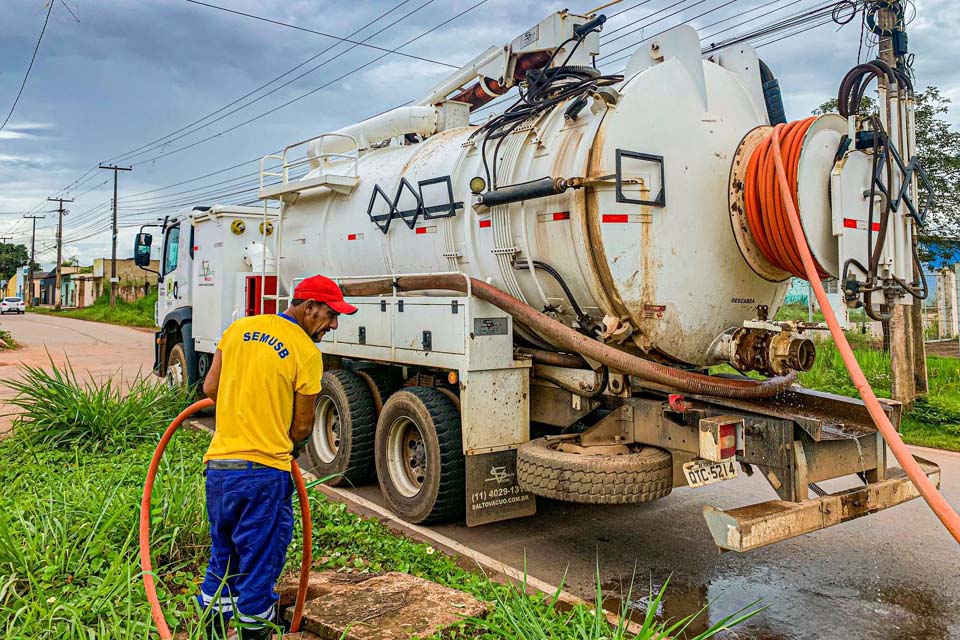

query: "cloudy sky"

left=0, top=0, right=957, bottom=269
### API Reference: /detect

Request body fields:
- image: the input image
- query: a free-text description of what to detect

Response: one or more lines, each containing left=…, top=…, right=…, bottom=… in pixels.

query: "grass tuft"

left=4, top=357, right=190, bottom=450
left=31, top=291, right=158, bottom=328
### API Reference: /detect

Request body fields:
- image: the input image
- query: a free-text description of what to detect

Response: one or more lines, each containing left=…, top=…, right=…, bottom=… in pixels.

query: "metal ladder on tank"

left=257, top=133, right=361, bottom=314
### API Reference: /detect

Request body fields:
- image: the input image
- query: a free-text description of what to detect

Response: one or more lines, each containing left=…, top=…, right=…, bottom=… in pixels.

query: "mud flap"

left=465, top=449, right=537, bottom=526
left=702, top=456, right=941, bottom=552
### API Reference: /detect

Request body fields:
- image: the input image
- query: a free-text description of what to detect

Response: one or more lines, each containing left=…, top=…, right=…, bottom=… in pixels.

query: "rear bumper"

left=703, top=456, right=941, bottom=552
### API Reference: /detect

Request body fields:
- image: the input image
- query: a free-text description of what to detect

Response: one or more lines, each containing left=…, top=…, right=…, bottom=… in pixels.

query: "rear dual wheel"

left=304, top=370, right=378, bottom=486
left=304, top=364, right=465, bottom=524
left=375, top=388, right=464, bottom=524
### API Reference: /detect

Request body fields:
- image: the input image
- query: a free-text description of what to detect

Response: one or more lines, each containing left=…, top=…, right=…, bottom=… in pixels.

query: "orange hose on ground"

left=764, top=123, right=960, bottom=544
left=139, top=398, right=314, bottom=638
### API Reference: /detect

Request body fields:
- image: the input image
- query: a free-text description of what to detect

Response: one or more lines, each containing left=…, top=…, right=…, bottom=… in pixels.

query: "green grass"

left=0, top=329, right=14, bottom=349
left=795, top=339, right=960, bottom=451
left=31, top=291, right=157, bottom=328
left=0, top=361, right=762, bottom=639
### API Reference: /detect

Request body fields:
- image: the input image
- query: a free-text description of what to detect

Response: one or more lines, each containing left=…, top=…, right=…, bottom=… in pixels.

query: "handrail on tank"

left=259, top=153, right=284, bottom=191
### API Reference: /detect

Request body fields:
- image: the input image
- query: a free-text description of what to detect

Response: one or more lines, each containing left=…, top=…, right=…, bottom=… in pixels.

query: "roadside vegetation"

left=0, top=361, right=760, bottom=639
left=30, top=291, right=157, bottom=329
left=0, top=329, right=14, bottom=349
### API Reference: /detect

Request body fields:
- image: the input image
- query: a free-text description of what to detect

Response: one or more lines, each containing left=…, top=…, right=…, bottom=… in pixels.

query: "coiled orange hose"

left=745, top=116, right=831, bottom=280
left=759, top=122, right=960, bottom=544
left=139, top=398, right=313, bottom=638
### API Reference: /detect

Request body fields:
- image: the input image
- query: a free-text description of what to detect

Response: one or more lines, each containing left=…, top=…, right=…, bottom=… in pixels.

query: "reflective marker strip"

left=537, top=211, right=571, bottom=222
left=347, top=233, right=364, bottom=241
left=602, top=214, right=643, bottom=223
left=479, top=219, right=492, bottom=228
left=843, top=218, right=881, bottom=232
left=415, top=226, right=437, bottom=235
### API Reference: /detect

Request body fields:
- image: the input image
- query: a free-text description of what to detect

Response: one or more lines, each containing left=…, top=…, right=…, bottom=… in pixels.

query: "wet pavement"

left=351, top=445, right=960, bottom=639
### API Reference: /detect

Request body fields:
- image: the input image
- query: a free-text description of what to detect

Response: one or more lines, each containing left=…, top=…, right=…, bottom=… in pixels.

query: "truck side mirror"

left=134, top=232, right=153, bottom=267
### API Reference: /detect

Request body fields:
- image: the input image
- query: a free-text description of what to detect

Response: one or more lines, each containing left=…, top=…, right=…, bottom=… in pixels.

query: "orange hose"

left=139, top=398, right=314, bottom=638
left=764, top=123, right=960, bottom=544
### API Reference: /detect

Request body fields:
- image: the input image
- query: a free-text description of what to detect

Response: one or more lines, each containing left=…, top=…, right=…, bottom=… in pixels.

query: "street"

left=0, top=313, right=154, bottom=435
left=3, top=314, right=958, bottom=639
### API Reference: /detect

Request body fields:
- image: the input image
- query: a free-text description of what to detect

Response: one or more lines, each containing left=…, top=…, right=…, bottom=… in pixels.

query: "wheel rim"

left=165, top=359, right=184, bottom=388
left=386, top=416, right=427, bottom=498
left=311, top=396, right=341, bottom=464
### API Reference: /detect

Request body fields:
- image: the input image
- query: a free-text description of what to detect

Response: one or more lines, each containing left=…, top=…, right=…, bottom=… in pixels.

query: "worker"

left=197, top=275, right=357, bottom=640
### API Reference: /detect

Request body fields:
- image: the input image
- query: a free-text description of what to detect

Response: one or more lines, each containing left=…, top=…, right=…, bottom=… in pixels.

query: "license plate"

left=683, top=458, right=739, bottom=488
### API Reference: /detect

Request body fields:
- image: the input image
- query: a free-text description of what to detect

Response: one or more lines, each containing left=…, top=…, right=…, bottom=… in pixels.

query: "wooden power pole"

left=99, top=164, right=132, bottom=308
left=47, top=197, right=72, bottom=310
left=23, top=214, right=44, bottom=306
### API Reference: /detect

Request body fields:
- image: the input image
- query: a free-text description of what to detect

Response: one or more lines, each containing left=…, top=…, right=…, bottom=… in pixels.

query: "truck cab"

left=135, top=204, right=277, bottom=390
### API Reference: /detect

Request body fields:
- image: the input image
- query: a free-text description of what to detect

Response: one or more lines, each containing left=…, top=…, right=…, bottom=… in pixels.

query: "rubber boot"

left=203, top=614, right=230, bottom=640
left=236, top=625, right=275, bottom=640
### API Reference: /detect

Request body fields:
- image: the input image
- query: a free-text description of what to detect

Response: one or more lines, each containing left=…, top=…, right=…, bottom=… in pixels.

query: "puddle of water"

left=598, top=573, right=953, bottom=640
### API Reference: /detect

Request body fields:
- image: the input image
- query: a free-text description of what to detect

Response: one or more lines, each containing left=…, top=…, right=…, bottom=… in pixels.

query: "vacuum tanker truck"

left=138, top=7, right=941, bottom=551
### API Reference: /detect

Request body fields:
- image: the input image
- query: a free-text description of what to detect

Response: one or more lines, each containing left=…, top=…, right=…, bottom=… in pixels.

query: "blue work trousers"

left=198, top=464, right=294, bottom=628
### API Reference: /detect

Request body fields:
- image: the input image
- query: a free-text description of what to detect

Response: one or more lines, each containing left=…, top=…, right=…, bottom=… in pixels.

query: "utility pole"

left=99, top=164, right=132, bottom=308
left=873, top=0, right=926, bottom=405
left=47, top=197, right=72, bottom=310
left=23, top=214, right=44, bottom=306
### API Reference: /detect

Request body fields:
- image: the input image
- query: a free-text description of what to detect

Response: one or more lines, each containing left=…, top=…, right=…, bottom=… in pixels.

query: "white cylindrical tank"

left=278, top=39, right=788, bottom=368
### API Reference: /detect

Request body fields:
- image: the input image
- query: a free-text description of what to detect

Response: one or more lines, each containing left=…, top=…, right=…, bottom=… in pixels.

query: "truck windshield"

left=163, top=225, right=180, bottom=275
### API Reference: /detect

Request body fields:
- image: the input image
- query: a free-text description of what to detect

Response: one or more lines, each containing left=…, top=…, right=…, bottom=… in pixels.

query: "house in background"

left=35, top=259, right=159, bottom=308
left=92, top=258, right=159, bottom=302
left=2, top=266, right=29, bottom=299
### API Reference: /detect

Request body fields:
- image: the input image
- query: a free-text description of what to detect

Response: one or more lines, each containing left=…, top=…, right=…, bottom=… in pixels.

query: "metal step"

left=259, top=173, right=358, bottom=201
left=702, top=456, right=940, bottom=552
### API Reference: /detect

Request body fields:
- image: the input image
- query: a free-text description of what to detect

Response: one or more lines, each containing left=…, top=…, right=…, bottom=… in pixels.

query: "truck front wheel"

left=375, top=388, right=464, bottom=524
left=303, top=370, right=377, bottom=486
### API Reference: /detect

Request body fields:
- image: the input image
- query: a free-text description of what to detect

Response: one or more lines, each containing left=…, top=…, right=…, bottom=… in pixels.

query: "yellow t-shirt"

left=204, top=314, right=323, bottom=471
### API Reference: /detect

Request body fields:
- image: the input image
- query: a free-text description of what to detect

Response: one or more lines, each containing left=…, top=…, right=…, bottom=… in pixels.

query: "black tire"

left=165, top=343, right=190, bottom=390
left=517, top=437, right=673, bottom=504
left=304, top=370, right=377, bottom=487
left=375, top=387, right=464, bottom=524
left=355, top=366, right=403, bottom=414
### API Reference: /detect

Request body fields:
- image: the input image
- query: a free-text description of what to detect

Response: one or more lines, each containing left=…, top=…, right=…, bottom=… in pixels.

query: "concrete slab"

left=281, top=571, right=488, bottom=640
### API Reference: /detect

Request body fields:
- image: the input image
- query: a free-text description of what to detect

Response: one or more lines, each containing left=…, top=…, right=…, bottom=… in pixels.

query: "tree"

left=815, top=87, right=960, bottom=263
left=0, top=243, right=29, bottom=282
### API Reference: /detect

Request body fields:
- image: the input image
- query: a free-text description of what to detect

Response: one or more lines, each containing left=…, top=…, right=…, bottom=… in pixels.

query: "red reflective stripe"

left=416, top=227, right=428, bottom=234
left=843, top=218, right=881, bottom=232
left=552, top=211, right=570, bottom=220
left=479, top=219, right=492, bottom=228
left=347, top=234, right=358, bottom=241
left=602, top=214, right=629, bottom=223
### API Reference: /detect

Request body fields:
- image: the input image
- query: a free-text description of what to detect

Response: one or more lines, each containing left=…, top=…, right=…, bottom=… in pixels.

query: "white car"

left=0, top=297, right=25, bottom=314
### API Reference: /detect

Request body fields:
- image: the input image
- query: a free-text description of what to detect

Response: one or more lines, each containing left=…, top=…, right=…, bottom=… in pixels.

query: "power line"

left=1, top=1, right=55, bottom=132
left=50, top=0, right=429, bottom=197
left=125, top=0, right=492, bottom=167
left=184, top=0, right=457, bottom=69
left=104, top=0, right=440, bottom=166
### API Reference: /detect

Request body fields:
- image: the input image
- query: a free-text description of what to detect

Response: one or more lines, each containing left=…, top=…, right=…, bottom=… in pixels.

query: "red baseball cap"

left=294, top=275, right=358, bottom=315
